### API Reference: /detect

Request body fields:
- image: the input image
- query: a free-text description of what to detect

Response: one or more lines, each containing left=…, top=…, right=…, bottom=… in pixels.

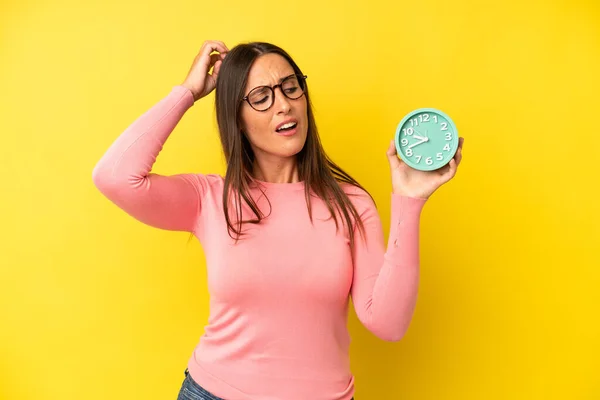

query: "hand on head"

left=182, top=40, right=229, bottom=102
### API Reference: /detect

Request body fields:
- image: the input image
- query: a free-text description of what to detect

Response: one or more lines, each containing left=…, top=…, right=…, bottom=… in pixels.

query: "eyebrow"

left=277, top=73, right=294, bottom=83
left=251, top=73, right=295, bottom=88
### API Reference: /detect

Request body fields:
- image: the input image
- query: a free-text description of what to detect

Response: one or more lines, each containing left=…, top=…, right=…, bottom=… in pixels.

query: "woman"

left=92, top=40, right=464, bottom=400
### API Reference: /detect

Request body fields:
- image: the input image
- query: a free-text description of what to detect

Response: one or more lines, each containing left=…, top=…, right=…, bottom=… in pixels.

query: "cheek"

left=241, top=110, right=272, bottom=141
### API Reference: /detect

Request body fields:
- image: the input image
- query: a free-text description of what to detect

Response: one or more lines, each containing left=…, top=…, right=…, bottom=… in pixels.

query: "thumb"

left=387, top=139, right=402, bottom=169
left=386, top=139, right=396, bottom=158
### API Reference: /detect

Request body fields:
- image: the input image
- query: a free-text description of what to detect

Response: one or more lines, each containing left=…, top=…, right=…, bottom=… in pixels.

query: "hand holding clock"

left=387, top=108, right=464, bottom=200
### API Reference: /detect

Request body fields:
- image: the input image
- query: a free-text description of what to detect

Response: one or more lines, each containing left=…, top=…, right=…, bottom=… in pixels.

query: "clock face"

left=395, top=108, right=459, bottom=171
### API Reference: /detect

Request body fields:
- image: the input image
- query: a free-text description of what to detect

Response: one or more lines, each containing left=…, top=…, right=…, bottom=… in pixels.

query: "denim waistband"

left=183, top=368, right=354, bottom=400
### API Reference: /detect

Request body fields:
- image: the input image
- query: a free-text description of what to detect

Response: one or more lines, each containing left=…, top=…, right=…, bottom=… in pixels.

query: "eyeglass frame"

left=241, top=74, right=308, bottom=112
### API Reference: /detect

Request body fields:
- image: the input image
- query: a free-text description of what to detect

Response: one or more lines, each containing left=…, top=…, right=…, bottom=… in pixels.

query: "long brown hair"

left=214, top=42, right=373, bottom=249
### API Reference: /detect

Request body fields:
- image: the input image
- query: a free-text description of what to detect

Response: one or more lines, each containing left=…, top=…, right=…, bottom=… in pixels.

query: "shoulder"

left=338, top=181, right=377, bottom=214
left=185, top=173, right=225, bottom=198
left=203, top=173, right=225, bottom=186
left=338, top=181, right=372, bottom=199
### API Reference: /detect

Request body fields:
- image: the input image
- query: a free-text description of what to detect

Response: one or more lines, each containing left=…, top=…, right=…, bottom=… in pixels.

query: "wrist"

left=392, top=188, right=429, bottom=200
left=180, top=82, right=198, bottom=102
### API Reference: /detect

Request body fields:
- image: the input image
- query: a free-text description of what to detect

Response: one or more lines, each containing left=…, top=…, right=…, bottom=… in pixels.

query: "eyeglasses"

left=242, top=74, right=307, bottom=112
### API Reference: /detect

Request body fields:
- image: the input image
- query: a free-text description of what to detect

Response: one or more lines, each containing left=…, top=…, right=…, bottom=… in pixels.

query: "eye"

left=248, top=87, right=271, bottom=105
left=252, top=96, right=269, bottom=105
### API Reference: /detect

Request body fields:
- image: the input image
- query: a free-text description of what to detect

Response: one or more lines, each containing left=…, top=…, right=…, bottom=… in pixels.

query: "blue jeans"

left=177, top=368, right=355, bottom=399
left=177, top=369, right=224, bottom=400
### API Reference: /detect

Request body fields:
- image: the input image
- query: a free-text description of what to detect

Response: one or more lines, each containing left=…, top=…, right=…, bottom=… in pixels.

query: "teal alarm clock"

left=395, top=108, right=459, bottom=171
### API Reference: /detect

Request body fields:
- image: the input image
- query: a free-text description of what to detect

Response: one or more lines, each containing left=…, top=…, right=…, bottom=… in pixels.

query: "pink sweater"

left=92, top=85, right=426, bottom=400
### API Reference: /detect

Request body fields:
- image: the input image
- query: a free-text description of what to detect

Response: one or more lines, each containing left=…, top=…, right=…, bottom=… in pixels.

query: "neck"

left=252, top=155, right=300, bottom=184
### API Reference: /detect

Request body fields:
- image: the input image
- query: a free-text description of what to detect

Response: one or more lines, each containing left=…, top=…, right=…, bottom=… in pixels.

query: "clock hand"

left=408, top=138, right=428, bottom=149
left=414, top=128, right=429, bottom=141
left=415, top=128, right=429, bottom=138
left=413, top=131, right=429, bottom=142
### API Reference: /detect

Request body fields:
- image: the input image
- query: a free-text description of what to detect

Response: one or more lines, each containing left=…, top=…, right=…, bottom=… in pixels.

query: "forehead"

left=245, top=53, right=296, bottom=89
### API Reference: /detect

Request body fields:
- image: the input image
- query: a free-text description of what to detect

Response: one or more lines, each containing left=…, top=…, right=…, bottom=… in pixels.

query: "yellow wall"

left=1, top=0, right=599, bottom=399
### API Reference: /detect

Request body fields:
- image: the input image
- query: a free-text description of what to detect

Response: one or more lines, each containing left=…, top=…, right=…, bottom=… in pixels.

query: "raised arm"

left=92, top=40, right=229, bottom=232
left=350, top=135, right=463, bottom=341
left=350, top=191, right=427, bottom=341
left=92, top=85, right=204, bottom=232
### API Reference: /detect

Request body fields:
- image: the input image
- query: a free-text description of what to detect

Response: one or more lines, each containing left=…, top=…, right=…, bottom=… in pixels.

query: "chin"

left=252, top=127, right=308, bottom=159
left=273, top=128, right=307, bottom=156
left=277, top=138, right=307, bottom=158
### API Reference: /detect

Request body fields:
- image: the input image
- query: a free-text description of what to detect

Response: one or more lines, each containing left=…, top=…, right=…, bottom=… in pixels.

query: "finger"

left=213, top=40, right=229, bottom=53
left=386, top=139, right=396, bottom=157
left=208, top=53, right=222, bottom=68
left=453, top=137, right=464, bottom=166
left=386, top=139, right=400, bottom=163
left=195, top=45, right=223, bottom=75
left=206, top=40, right=228, bottom=52
left=387, top=139, right=403, bottom=169
left=441, top=158, right=457, bottom=182
left=203, top=40, right=228, bottom=55
left=200, top=42, right=226, bottom=63
left=212, top=59, right=223, bottom=76
left=455, top=148, right=462, bottom=166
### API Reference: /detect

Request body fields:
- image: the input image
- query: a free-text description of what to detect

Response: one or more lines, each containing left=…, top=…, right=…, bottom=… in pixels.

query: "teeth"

left=277, top=122, right=296, bottom=131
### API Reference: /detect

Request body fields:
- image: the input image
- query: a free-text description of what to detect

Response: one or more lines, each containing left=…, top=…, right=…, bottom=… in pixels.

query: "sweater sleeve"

left=92, top=85, right=207, bottom=232
left=350, top=191, right=427, bottom=341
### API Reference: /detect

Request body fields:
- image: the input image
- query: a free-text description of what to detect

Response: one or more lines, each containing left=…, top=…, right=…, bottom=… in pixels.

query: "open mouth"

left=276, top=122, right=297, bottom=133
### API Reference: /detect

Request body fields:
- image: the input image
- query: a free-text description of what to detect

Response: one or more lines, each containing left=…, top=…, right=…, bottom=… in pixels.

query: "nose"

left=273, top=86, right=291, bottom=114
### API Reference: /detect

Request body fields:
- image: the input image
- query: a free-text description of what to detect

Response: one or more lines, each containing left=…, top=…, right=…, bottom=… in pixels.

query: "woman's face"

left=239, top=53, right=308, bottom=163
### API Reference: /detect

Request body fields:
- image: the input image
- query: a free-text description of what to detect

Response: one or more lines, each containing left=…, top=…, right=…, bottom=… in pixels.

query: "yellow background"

left=1, top=0, right=599, bottom=399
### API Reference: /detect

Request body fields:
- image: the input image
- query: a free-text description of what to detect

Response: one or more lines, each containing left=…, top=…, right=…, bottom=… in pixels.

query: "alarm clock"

left=395, top=108, right=459, bottom=171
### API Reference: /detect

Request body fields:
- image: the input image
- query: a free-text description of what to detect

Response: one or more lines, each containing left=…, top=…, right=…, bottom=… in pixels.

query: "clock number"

left=410, top=118, right=419, bottom=127
left=403, top=127, right=414, bottom=136
left=406, top=148, right=413, bottom=157
left=419, top=114, right=430, bottom=122
left=433, top=115, right=438, bottom=123
left=401, top=138, right=409, bottom=146
left=415, top=155, right=422, bottom=163
left=425, top=157, right=433, bottom=165
left=441, top=122, right=448, bottom=131
left=443, top=143, right=451, bottom=151
left=445, top=132, right=452, bottom=140
left=436, top=152, right=443, bottom=161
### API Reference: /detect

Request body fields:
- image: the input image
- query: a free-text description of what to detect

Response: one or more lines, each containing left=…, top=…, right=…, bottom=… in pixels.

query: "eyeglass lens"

left=247, top=75, right=305, bottom=111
